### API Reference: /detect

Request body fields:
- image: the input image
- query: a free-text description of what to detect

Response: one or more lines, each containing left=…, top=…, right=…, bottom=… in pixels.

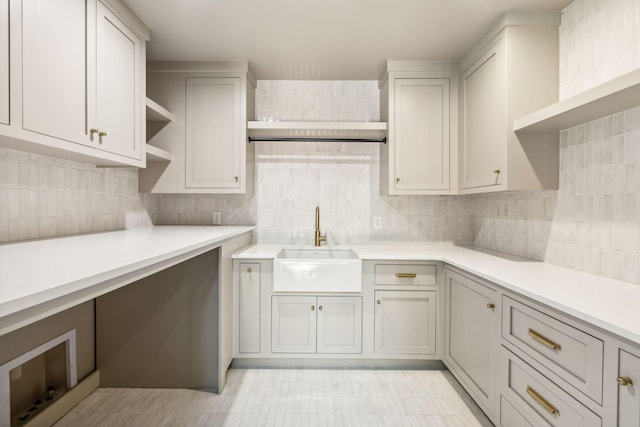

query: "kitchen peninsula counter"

left=0, top=226, right=255, bottom=336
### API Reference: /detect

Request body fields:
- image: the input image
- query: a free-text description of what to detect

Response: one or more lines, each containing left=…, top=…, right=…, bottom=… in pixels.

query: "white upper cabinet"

left=0, top=0, right=8, bottom=125
left=4, top=0, right=148, bottom=166
left=458, top=13, right=560, bottom=194
left=21, top=0, right=92, bottom=144
left=185, top=77, right=241, bottom=190
left=95, top=1, right=142, bottom=160
left=140, top=62, right=255, bottom=194
left=380, top=61, right=457, bottom=195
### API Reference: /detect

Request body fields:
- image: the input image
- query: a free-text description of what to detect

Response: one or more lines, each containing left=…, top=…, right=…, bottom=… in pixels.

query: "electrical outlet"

left=373, top=216, right=382, bottom=230
left=212, top=211, right=222, bottom=225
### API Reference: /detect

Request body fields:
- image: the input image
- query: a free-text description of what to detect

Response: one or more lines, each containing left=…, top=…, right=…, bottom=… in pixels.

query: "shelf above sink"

left=247, top=121, right=387, bottom=142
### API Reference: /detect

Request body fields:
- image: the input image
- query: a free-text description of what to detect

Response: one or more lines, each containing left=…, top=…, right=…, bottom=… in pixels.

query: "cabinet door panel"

left=461, top=41, right=506, bottom=189
left=185, top=77, right=240, bottom=189
left=445, top=268, right=498, bottom=415
left=374, top=290, right=436, bottom=355
left=271, top=296, right=316, bottom=353
left=238, top=263, right=260, bottom=353
left=618, top=349, right=640, bottom=427
left=317, top=297, right=362, bottom=354
left=22, top=0, right=89, bottom=143
left=95, top=2, right=141, bottom=159
left=0, top=0, right=8, bottom=125
left=394, top=78, right=449, bottom=191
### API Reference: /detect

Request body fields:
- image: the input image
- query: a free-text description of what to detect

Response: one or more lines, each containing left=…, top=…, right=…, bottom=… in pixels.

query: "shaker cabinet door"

left=618, top=349, right=640, bottom=427
left=21, top=0, right=91, bottom=144
left=393, top=78, right=450, bottom=192
left=0, top=0, right=8, bottom=125
left=460, top=41, right=506, bottom=190
left=95, top=1, right=142, bottom=160
left=185, top=77, right=241, bottom=190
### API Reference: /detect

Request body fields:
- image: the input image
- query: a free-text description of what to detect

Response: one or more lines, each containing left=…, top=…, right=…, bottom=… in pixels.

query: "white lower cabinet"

left=238, top=263, right=260, bottom=354
left=271, top=296, right=362, bottom=354
left=444, top=267, right=499, bottom=417
left=617, top=348, right=640, bottom=426
left=374, top=290, right=436, bottom=355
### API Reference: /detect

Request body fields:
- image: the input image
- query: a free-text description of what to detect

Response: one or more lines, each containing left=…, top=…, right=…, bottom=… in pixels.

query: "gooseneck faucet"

left=314, top=206, right=327, bottom=247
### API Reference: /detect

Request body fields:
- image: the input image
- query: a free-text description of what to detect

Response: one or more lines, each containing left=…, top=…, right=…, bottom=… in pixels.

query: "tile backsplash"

left=471, top=106, right=640, bottom=284
left=0, top=148, right=150, bottom=243
left=559, top=0, right=640, bottom=99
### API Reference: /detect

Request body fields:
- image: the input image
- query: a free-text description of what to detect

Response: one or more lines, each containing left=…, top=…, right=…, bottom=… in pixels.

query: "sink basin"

left=273, top=248, right=362, bottom=292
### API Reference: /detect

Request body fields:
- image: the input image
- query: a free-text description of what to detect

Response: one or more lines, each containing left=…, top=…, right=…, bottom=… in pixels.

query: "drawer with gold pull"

left=502, top=296, right=604, bottom=404
left=373, top=263, right=437, bottom=286
left=501, top=346, right=601, bottom=427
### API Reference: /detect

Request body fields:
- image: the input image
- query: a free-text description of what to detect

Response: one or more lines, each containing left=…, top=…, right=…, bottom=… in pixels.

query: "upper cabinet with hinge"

left=139, top=62, right=255, bottom=194
left=0, top=0, right=8, bottom=126
left=5, top=0, right=148, bottom=166
left=379, top=61, right=458, bottom=195
left=458, top=13, right=560, bottom=194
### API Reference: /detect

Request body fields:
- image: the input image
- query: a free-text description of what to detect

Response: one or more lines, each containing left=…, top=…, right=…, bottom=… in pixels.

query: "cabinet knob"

left=247, top=267, right=252, bottom=273
left=318, top=306, right=323, bottom=311
left=487, top=303, right=495, bottom=310
left=311, top=305, right=315, bottom=311
left=396, top=177, right=400, bottom=183
left=98, top=131, right=107, bottom=137
left=234, top=176, right=239, bottom=183
left=90, top=128, right=99, bottom=135
left=617, top=376, right=634, bottom=386
left=493, top=169, right=501, bottom=174
left=376, top=299, right=381, bottom=305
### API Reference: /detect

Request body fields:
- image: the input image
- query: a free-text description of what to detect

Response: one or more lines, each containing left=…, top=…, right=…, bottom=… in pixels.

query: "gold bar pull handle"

left=395, top=273, right=417, bottom=278
left=526, top=386, right=560, bottom=416
left=528, top=328, right=561, bottom=350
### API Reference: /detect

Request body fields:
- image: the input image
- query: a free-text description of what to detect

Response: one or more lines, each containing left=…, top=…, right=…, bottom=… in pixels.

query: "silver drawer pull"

left=526, top=386, right=560, bottom=416
left=528, top=328, right=561, bottom=350
left=395, top=273, right=417, bottom=278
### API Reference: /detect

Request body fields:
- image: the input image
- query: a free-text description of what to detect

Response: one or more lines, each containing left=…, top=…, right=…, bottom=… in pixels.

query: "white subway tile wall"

left=0, top=148, right=151, bottom=243
left=559, top=0, right=640, bottom=99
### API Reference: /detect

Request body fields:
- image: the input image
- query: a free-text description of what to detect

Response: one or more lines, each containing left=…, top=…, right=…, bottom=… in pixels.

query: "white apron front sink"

left=273, top=248, right=362, bottom=292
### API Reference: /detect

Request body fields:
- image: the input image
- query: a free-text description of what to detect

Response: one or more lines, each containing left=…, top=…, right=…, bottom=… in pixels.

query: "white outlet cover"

left=212, top=212, right=222, bottom=225
left=373, top=216, right=382, bottom=230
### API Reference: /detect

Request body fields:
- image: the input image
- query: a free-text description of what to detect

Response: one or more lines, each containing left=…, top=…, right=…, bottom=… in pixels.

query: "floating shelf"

left=145, top=144, right=172, bottom=162
left=145, top=97, right=174, bottom=122
left=514, top=69, right=640, bottom=133
left=247, top=121, right=387, bottom=142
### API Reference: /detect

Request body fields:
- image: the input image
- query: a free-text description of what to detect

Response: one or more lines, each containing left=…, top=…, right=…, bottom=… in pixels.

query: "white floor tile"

left=54, top=369, right=493, bottom=426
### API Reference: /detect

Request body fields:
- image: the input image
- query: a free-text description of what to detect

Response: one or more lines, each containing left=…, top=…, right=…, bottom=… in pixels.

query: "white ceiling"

left=123, top=0, right=572, bottom=80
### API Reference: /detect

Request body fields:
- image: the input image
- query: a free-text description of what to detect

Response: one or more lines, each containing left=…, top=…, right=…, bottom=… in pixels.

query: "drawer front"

left=374, top=263, right=437, bottom=286
left=502, top=296, right=603, bottom=404
left=500, top=394, right=533, bottom=427
left=501, top=347, right=601, bottom=427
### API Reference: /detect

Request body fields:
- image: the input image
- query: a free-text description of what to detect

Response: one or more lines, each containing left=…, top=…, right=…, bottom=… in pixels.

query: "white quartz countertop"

left=0, top=226, right=254, bottom=335
left=234, top=243, right=640, bottom=345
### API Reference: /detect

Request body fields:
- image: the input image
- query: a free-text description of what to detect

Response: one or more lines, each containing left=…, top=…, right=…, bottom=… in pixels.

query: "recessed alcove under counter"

left=0, top=226, right=254, bottom=426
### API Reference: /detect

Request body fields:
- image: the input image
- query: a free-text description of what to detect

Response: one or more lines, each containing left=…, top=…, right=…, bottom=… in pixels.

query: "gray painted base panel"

left=230, top=358, right=446, bottom=370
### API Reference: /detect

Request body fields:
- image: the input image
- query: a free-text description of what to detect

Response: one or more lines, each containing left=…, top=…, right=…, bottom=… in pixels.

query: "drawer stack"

left=499, top=296, right=603, bottom=426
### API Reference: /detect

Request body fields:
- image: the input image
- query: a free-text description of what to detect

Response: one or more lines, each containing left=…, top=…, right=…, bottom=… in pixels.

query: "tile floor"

left=54, top=369, right=494, bottom=426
